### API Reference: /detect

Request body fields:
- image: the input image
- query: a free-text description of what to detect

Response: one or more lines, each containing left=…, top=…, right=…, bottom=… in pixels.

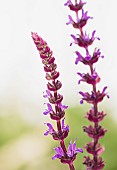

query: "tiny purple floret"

left=44, top=123, right=54, bottom=136
left=43, top=90, right=51, bottom=98
left=58, top=102, right=68, bottom=111
left=43, top=103, right=53, bottom=115
left=67, top=141, right=83, bottom=157
left=52, top=146, right=64, bottom=160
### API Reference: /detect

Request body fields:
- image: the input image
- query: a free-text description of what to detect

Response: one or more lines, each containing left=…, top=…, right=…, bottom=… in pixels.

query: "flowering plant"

left=31, top=0, right=109, bottom=170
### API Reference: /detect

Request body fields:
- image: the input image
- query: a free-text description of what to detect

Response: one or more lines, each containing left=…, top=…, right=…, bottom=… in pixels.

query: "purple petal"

left=58, top=102, right=68, bottom=111
left=44, top=131, right=49, bottom=136
left=72, top=141, right=77, bottom=151
left=43, top=110, right=50, bottom=115
left=62, top=118, right=65, bottom=128
left=75, top=58, right=79, bottom=65
left=77, top=72, right=83, bottom=77
left=43, top=90, right=51, bottom=98
left=52, top=146, right=64, bottom=160
left=76, top=51, right=83, bottom=58
left=102, top=86, right=107, bottom=94
left=71, top=34, right=77, bottom=43
left=43, top=103, right=53, bottom=115
left=66, top=15, right=74, bottom=25
left=46, top=123, right=53, bottom=129
left=71, top=34, right=76, bottom=40
left=82, top=9, right=93, bottom=20
left=75, top=51, right=83, bottom=64
left=70, top=42, right=73, bottom=46
left=97, top=37, right=100, bottom=40
left=92, top=30, right=100, bottom=40
left=79, top=91, right=85, bottom=97
left=52, top=154, right=60, bottom=160
left=80, top=99, right=84, bottom=104
left=92, top=30, right=96, bottom=38
left=44, top=123, right=54, bottom=136
left=62, top=118, right=69, bottom=131
left=102, top=86, right=110, bottom=98
left=64, top=0, right=72, bottom=6
left=85, top=55, right=91, bottom=61
left=76, top=148, right=83, bottom=153
left=67, top=141, right=73, bottom=157
left=47, top=103, right=52, bottom=111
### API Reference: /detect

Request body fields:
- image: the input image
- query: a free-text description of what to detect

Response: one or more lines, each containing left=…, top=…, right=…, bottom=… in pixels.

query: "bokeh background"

left=0, top=0, right=117, bottom=170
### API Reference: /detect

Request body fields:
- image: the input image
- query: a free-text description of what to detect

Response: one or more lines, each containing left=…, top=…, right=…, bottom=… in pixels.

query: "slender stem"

left=76, top=11, right=79, bottom=21
left=90, top=64, right=99, bottom=166
left=57, top=120, right=62, bottom=131
left=60, top=140, right=67, bottom=153
left=69, top=163, right=75, bottom=170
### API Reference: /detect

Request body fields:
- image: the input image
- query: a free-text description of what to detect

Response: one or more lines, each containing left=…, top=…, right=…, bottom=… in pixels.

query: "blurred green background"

left=0, top=106, right=116, bottom=170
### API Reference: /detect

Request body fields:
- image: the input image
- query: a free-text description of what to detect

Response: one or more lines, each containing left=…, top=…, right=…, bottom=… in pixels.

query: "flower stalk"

left=65, top=0, right=109, bottom=169
left=31, top=32, right=83, bottom=170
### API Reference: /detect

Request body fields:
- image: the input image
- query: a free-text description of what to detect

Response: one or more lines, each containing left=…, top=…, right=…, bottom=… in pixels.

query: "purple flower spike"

left=32, top=32, right=81, bottom=169
left=43, top=103, right=53, bottom=115
left=67, top=141, right=83, bottom=157
left=64, top=0, right=109, bottom=168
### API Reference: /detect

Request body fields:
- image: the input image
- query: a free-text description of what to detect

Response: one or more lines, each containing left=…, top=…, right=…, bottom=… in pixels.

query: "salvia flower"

left=32, top=32, right=83, bottom=170
left=79, top=86, right=109, bottom=104
left=43, top=90, right=51, bottom=98
left=65, top=0, right=109, bottom=169
left=81, top=9, right=93, bottom=21
left=66, top=10, right=92, bottom=29
left=44, top=123, right=55, bottom=136
left=58, top=102, right=68, bottom=111
left=83, top=125, right=107, bottom=140
left=66, top=15, right=75, bottom=25
left=67, top=140, right=83, bottom=157
left=77, top=71, right=100, bottom=85
left=64, top=0, right=86, bottom=12
left=52, top=146, right=64, bottom=160
left=44, top=119, right=69, bottom=140
left=52, top=141, right=83, bottom=164
left=43, top=103, right=53, bottom=115
left=84, top=142, right=105, bottom=155
left=75, top=48, right=104, bottom=65
left=83, top=156, right=105, bottom=170
left=71, top=30, right=100, bottom=48
left=85, top=109, right=106, bottom=123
